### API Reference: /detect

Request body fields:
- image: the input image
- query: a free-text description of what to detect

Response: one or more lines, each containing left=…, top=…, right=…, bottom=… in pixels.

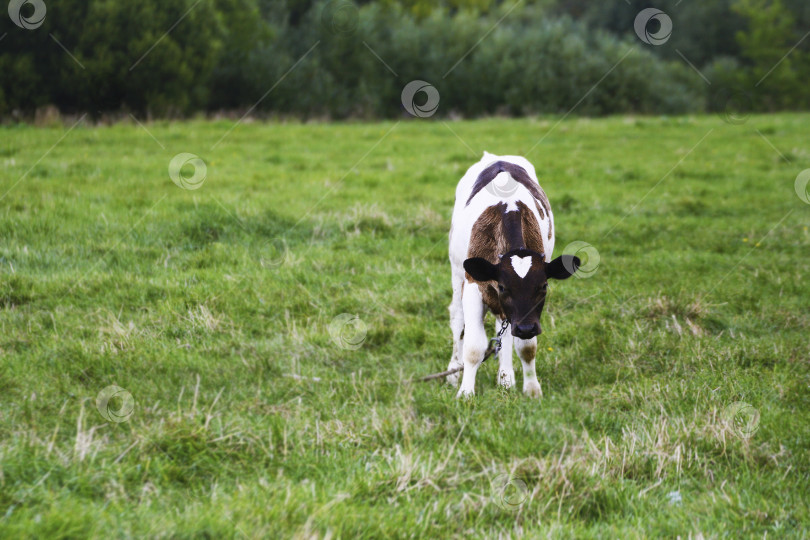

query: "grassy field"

left=1, top=114, right=809, bottom=538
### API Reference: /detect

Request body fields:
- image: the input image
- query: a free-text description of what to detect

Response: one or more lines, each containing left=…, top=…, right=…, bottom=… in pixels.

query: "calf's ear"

left=463, top=258, right=499, bottom=282
left=546, top=255, right=580, bottom=280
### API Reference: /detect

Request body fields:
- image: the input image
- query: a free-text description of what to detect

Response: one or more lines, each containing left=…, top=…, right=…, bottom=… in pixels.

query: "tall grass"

left=0, top=114, right=808, bottom=537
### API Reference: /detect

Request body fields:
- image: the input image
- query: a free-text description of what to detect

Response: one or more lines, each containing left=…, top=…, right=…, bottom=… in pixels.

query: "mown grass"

left=0, top=114, right=809, bottom=538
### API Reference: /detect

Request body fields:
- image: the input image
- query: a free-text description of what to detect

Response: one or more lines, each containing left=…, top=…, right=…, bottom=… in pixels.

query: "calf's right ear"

left=463, top=258, right=499, bottom=282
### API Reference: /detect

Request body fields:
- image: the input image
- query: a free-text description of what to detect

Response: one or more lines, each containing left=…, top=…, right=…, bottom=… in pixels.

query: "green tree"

left=732, top=0, right=806, bottom=108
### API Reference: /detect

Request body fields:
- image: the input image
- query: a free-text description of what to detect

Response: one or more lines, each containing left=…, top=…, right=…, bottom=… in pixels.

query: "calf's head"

left=463, top=249, right=579, bottom=339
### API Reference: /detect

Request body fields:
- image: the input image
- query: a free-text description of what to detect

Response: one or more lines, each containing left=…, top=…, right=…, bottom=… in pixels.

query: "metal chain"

left=487, top=318, right=510, bottom=358
left=416, top=319, right=510, bottom=382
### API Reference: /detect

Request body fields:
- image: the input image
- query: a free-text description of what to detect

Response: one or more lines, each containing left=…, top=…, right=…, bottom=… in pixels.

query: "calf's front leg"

left=496, top=316, right=514, bottom=388
left=457, top=284, right=487, bottom=398
left=515, top=336, right=542, bottom=398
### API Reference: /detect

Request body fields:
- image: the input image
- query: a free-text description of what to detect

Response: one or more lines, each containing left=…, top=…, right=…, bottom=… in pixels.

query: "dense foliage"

left=1, top=0, right=808, bottom=118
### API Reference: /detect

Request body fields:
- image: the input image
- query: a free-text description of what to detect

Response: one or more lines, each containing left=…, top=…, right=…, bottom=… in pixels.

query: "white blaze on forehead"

left=510, top=255, right=533, bottom=279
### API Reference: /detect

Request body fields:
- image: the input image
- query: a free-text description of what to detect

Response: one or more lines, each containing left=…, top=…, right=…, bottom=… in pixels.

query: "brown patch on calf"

left=467, top=203, right=508, bottom=317
left=467, top=203, right=508, bottom=265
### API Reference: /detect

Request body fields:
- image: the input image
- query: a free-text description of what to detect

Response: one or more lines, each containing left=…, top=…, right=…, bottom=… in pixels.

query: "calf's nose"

left=513, top=322, right=541, bottom=339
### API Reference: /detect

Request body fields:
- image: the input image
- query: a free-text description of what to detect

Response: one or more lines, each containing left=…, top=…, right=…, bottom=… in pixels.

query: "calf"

left=447, top=152, right=579, bottom=398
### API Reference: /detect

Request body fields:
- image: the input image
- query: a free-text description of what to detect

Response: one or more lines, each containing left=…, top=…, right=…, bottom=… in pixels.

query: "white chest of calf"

left=446, top=152, right=580, bottom=398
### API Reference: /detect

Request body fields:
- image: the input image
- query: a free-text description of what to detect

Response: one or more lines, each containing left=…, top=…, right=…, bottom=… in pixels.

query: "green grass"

left=1, top=114, right=809, bottom=538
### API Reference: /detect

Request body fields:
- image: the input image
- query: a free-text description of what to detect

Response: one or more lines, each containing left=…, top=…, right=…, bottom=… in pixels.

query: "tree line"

left=1, top=0, right=807, bottom=119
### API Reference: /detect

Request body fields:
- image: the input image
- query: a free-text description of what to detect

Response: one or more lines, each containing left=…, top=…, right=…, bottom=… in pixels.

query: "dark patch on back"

left=466, top=160, right=544, bottom=206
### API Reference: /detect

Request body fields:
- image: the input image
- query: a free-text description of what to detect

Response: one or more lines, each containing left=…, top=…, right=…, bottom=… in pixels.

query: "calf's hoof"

left=456, top=387, right=475, bottom=399
left=446, top=363, right=462, bottom=387
left=497, top=370, right=515, bottom=389
left=523, top=380, right=542, bottom=399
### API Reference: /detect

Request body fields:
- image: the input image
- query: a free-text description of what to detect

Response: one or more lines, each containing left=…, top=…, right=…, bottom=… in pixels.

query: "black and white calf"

left=447, top=152, right=580, bottom=398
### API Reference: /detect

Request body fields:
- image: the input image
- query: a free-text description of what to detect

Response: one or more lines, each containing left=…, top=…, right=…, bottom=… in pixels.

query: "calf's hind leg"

left=446, top=275, right=465, bottom=387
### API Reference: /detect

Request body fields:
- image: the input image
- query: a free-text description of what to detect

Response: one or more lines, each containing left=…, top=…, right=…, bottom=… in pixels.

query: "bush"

left=0, top=0, right=804, bottom=119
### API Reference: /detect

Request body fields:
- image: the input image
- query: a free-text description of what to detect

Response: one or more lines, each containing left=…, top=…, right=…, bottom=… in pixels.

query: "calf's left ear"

left=546, top=255, right=580, bottom=280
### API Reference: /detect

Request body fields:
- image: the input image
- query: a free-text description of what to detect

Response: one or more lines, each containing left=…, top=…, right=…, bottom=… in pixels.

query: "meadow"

left=0, top=114, right=808, bottom=538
